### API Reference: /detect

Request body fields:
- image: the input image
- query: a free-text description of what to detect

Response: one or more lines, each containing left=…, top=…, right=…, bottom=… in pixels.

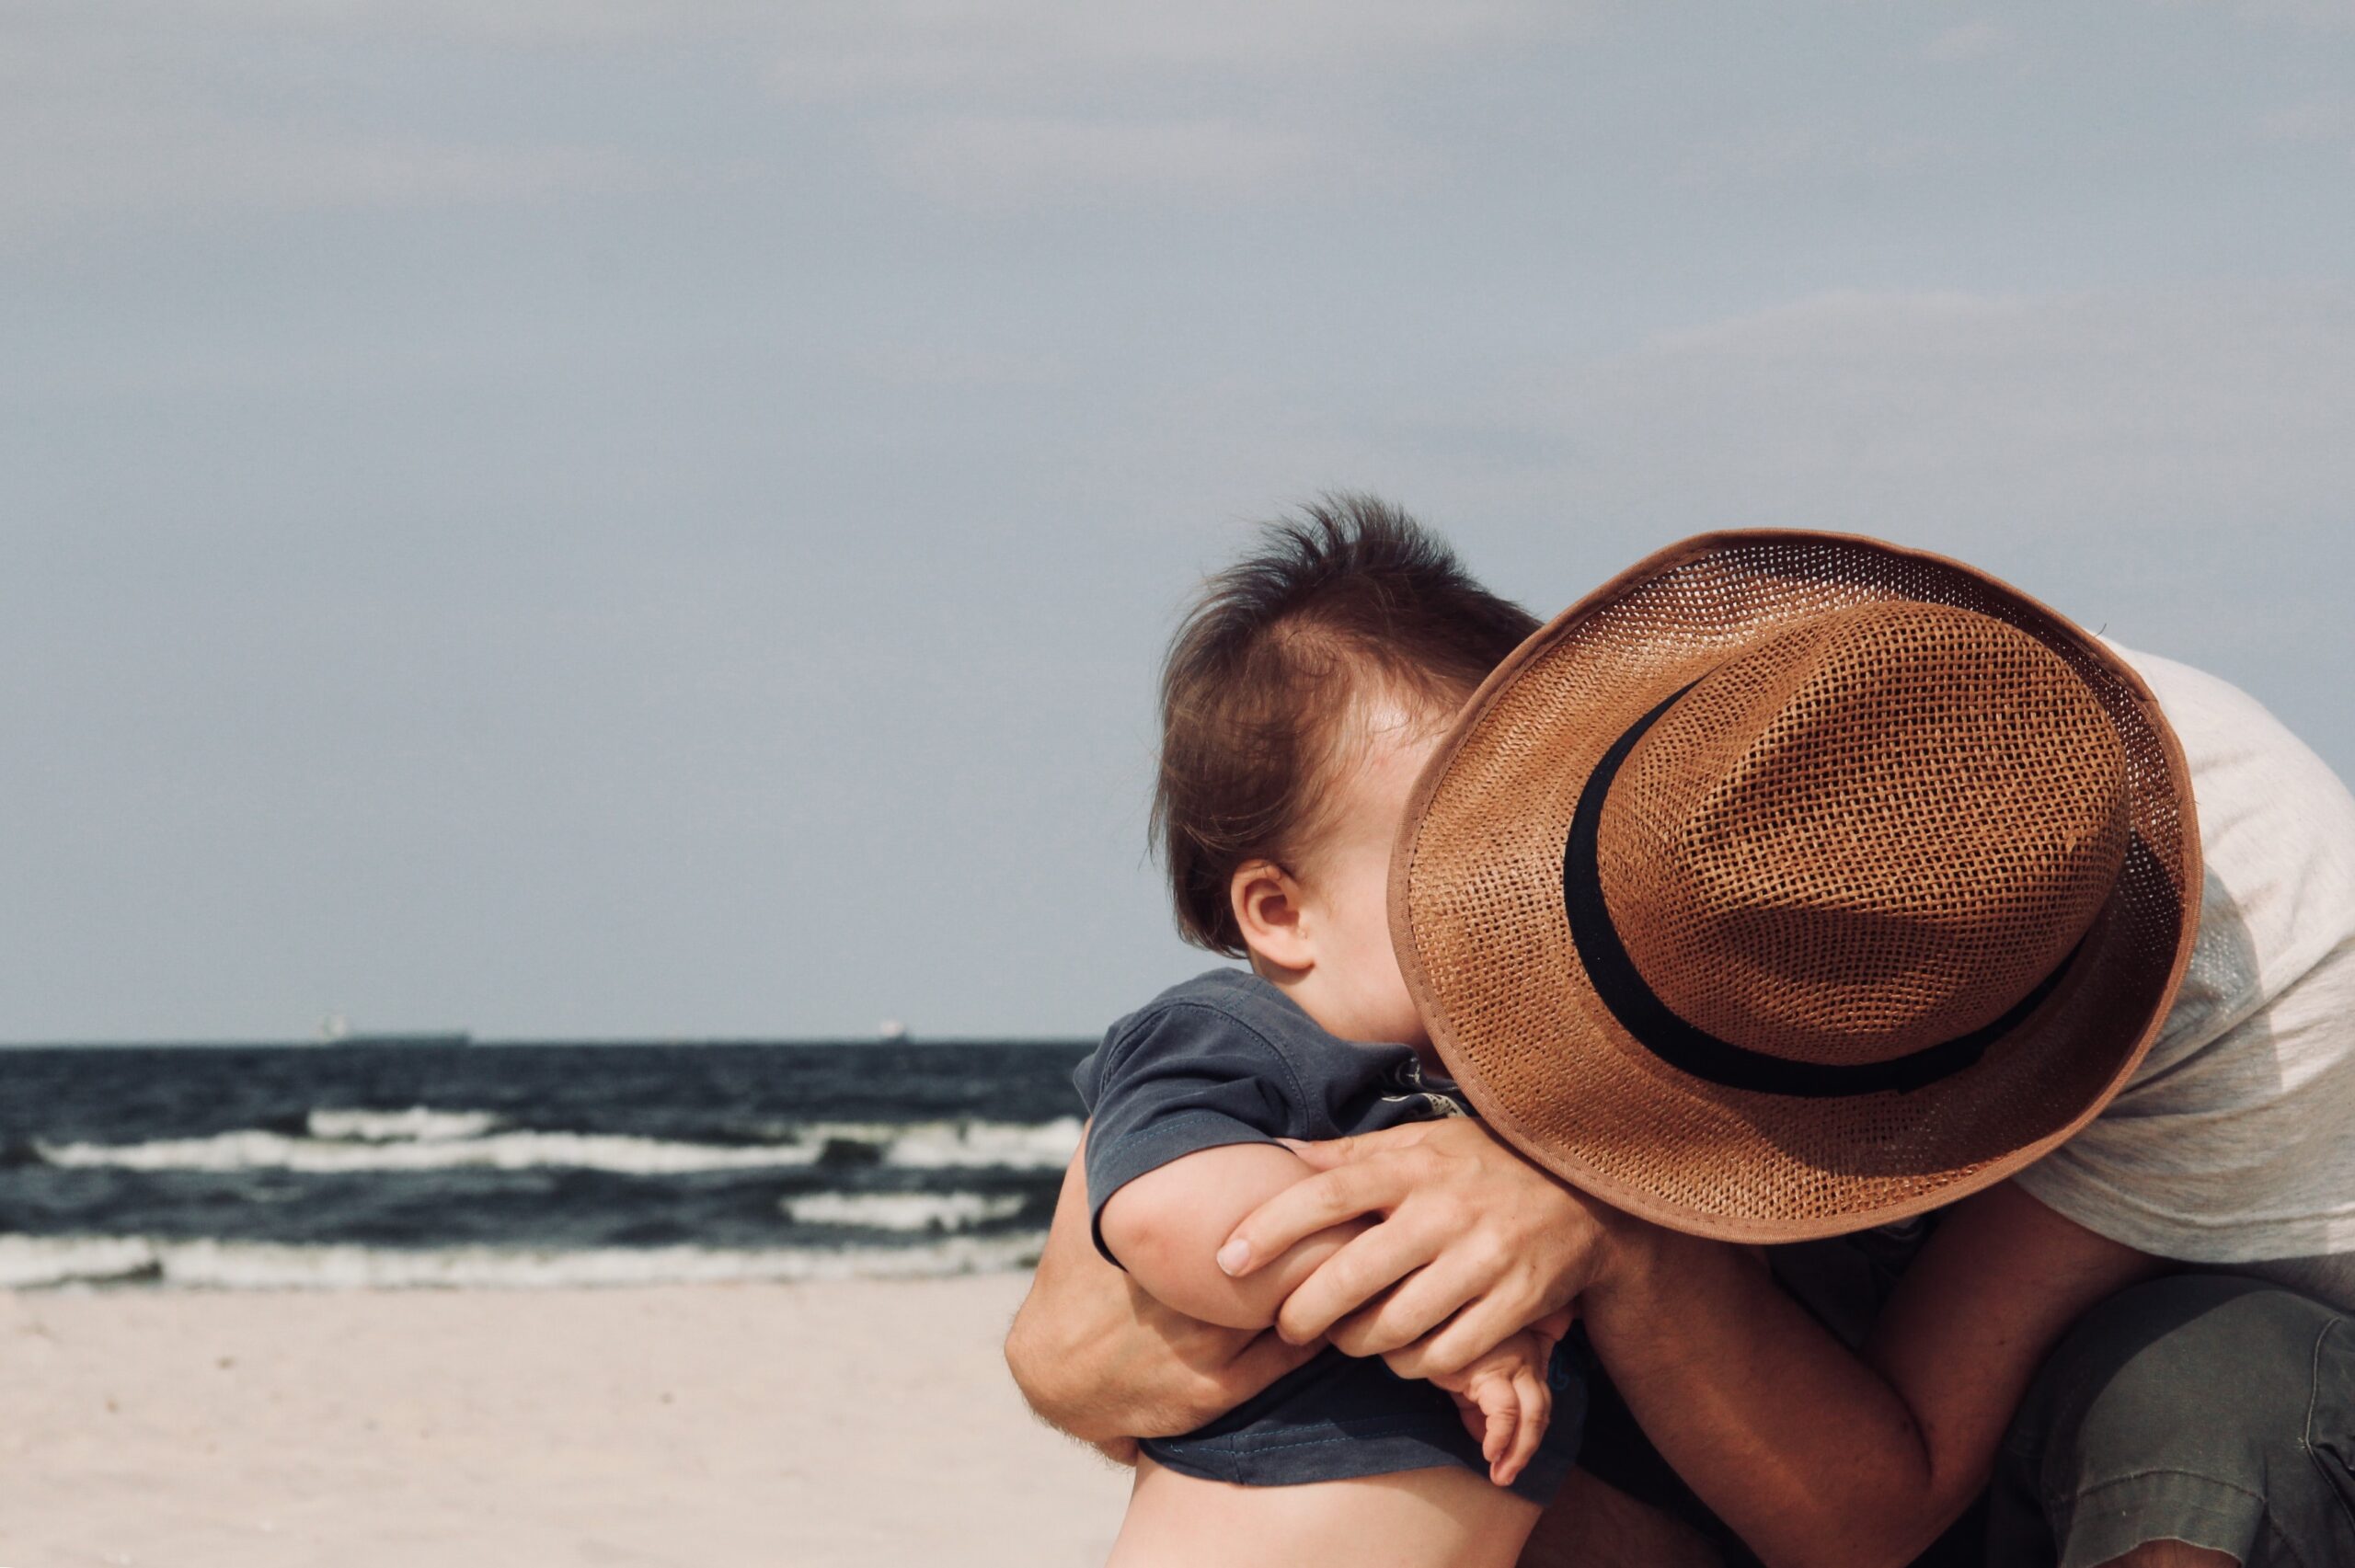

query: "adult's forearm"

left=1580, top=1230, right=1943, bottom=1568
left=1005, top=1136, right=1323, bottom=1445
left=1005, top=1141, right=1127, bottom=1438
left=1577, top=1183, right=2162, bottom=1568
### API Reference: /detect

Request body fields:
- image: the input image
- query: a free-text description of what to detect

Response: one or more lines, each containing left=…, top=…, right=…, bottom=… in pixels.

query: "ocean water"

left=0, top=1040, right=1090, bottom=1289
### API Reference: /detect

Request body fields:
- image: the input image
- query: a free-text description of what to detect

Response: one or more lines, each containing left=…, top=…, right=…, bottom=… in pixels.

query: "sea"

left=0, top=1039, right=1091, bottom=1290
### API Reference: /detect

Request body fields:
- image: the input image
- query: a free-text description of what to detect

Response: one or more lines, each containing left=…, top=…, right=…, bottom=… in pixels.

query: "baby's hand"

left=1420, top=1310, right=1571, bottom=1488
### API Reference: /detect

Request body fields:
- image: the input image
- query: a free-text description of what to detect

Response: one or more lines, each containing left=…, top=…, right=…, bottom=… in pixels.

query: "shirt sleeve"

left=2014, top=944, right=2355, bottom=1264
left=1081, top=1002, right=1299, bottom=1266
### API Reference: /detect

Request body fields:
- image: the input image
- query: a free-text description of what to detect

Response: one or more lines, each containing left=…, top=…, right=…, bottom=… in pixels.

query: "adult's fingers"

left=1282, top=1123, right=1433, bottom=1172
left=1220, top=1159, right=1419, bottom=1278
left=1381, top=1289, right=1541, bottom=1382
left=1423, top=1288, right=1543, bottom=1379
left=1529, top=1308, right=1576, bottom=1349
left=1322, top=1250, right=1494, bottom=1358
left=1269, top=1214, right=1449, bottom=1343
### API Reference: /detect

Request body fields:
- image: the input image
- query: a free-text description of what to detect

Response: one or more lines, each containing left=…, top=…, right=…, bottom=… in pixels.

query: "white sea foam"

left=0, top=1232, right=1047, bottom=1291
left=306, top=1106, right=502, bottom=1143
left=36, top=1128, right=823, bottom=1174
left=884, top=1117, right=1083, bottom=1170
left=782, top=1191, right=1028, bottom=1231
left=33, top=1114, right=1083, bottom=1177
left=0, top=1235, right=160, bottom=1288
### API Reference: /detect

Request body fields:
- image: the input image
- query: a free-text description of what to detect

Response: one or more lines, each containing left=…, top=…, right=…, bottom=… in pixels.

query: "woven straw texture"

left=1392, top=533, right=2200, bottom=1241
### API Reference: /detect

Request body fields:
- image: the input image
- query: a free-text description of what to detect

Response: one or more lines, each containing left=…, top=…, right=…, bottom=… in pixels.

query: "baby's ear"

left=1231, top=859, right=1314, bottom=976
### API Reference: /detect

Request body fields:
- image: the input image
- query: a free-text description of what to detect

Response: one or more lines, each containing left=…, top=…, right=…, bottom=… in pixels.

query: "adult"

left=1007, top=532, right=2355, bottom=1568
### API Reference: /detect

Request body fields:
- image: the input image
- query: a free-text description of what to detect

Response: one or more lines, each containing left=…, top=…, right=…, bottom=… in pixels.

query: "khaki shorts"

left=1988, top=1272, right=2355, bottom=1568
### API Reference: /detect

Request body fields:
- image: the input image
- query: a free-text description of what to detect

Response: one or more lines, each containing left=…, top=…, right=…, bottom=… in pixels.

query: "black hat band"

left=1560, top=682, right=2079, bottom=1099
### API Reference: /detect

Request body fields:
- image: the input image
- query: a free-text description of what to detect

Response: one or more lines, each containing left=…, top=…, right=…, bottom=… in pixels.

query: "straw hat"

left=1389, top=532, right=2201, bottom=1242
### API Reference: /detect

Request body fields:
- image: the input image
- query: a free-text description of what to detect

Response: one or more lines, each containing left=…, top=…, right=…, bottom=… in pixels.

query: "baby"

left=1074, top=498, right=1587, bottom=1568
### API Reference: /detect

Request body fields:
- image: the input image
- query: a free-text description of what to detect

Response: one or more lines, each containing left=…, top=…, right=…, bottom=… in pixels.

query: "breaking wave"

left=0, top=1042, right=1089, bottom=1289
left=781, top=1191, right=1028, bottom=1231
left=304, top=1107, right=501, bottom=1143
left=34, top=1111, right=1083, bottom=1177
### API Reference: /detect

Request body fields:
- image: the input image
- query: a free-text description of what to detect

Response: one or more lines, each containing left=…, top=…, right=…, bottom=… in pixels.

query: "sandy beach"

left=0, top=1276, right=1128, bottom=1567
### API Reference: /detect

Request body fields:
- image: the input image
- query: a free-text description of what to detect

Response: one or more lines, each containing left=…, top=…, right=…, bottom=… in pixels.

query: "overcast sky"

left=4, top=0, right=2351, bottom=1042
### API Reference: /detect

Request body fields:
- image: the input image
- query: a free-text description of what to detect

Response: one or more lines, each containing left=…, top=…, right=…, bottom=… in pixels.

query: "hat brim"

left=1389, top=532, right=2201, bottom=1242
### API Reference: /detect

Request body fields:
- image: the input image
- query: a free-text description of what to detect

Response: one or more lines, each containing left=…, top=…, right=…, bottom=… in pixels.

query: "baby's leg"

left=1106, top=1455, right=1540, bottom=1568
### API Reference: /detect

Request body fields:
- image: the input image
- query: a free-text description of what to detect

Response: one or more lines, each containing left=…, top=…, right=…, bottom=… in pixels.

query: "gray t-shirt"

left=1073, top=968, right=1467, bottom=1265
left=2015, top=642, right=2355, bottom=1308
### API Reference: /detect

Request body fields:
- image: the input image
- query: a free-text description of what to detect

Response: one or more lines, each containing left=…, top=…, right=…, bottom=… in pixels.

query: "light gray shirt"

left=2014, top=642, right=2355, bottom=1309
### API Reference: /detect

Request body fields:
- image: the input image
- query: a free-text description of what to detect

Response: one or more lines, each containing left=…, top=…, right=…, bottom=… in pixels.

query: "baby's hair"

left=1154, top=494, right=1540, bottom=955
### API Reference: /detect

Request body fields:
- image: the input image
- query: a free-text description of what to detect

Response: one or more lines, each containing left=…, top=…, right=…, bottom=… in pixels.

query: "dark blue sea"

left=0, top=1040, right=1090, bottom=1288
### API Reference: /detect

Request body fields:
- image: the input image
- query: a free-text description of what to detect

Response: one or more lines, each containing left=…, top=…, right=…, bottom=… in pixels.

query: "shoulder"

left=1106, top=968, right=1310, bottom=1054
left=1074, top=969, right=1317, bottom=1106
left=2108, top=641, right=2355, bottom=1038
left=2108, top=641, right=2355, bottom=851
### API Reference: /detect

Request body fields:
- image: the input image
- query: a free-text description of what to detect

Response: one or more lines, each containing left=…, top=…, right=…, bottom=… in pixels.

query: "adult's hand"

left=1218, top=1117, right=1635, bottom=1378
left=1004, top=1135, right=1324, bottom=1449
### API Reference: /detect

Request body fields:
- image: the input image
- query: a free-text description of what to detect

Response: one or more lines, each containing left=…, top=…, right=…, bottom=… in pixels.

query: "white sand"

left=0, top=1276, right=1130, bottom=1567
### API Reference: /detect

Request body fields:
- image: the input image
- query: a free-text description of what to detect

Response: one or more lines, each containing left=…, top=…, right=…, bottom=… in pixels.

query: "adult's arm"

left=1221, top=1119, right=2161, bottom=1568
left=1002, top=1131, right=1323, bottom=1449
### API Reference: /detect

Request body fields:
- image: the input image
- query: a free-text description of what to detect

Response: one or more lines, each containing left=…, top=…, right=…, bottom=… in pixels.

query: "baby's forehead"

left=1322, top=669, right=1457, bottom=758
left=1292, top=675, right=1455, bottom=846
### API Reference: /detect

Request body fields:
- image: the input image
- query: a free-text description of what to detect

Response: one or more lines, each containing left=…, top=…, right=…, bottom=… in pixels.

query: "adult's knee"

left=2030, top=1276, right=2312, bottom=1465
left=1991, top=1274, right=2355, bottom=1568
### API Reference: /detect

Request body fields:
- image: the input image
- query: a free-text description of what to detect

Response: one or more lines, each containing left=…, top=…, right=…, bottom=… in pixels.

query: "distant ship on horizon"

left=316, top=1013, right=472, bottom=1047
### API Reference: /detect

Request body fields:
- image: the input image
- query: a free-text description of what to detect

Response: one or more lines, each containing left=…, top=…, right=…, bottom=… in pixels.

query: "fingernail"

left=1215, top=1239, right=1249, bottom=1276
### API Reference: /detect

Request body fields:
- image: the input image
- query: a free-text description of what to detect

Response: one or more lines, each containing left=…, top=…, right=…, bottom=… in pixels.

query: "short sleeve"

left=1077, top=1002, right=1300, bottom=1265
left=2014, top=944, right=2355, bottom=1264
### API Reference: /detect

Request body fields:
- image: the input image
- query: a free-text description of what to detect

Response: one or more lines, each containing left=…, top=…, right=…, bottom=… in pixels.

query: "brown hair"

left=1154, top=494, right=1540, bottom=955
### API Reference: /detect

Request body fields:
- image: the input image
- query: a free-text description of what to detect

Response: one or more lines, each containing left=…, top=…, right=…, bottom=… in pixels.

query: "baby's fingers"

left=1482, top=1399, right=1515, bottom=1471
left=1495, top=1368, right=1550, bottom=1487
left=1461, top=1376, right=1514, bottom=1473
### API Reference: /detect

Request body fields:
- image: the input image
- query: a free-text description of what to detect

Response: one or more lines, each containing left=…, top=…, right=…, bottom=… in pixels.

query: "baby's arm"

left=1421, top=1310, right=1571, bottom=1487
left=1098, top=1142, right=1372, bottom=1331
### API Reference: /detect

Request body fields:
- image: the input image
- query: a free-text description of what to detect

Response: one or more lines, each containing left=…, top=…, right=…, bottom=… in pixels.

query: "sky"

left=3, top=0, right=2351, bottom=1042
